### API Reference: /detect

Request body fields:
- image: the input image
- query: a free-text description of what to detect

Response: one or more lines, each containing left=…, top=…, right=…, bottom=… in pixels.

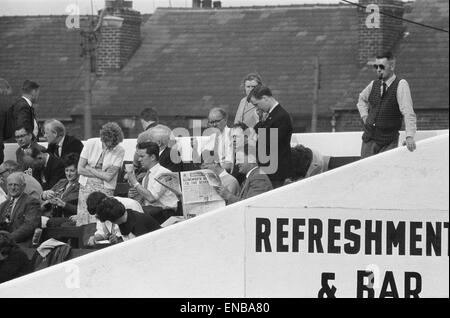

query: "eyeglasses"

left=373, top=64, right=386, bottom=70
left=208, top=118, right=224, bottom=125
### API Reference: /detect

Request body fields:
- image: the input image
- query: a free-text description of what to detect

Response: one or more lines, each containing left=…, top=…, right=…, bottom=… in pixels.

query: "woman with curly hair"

left=234, top=73, right=263, bottom=129
left=75, top=122, right=125, bottom=226
left=0, top=230, right=32, bottom=283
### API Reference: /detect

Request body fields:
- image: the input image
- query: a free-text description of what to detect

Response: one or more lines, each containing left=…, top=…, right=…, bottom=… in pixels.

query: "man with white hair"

left=0, top=172, right=41, bottom=245
left=0, top=160, right=43, bottom=201
left=44, top=119, right=83, bottom=158
left=214, top=146, right=272, bottom=205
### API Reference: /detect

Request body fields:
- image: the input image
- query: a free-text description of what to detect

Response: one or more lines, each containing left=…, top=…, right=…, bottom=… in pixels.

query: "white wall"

left=0, top=134, right=448, bottom=298
left=3, top=130, right=448, bottom=162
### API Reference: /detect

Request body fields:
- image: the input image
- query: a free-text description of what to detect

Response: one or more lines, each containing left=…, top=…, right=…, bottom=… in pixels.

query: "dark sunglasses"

left=373, top=64, right=386, bottom=70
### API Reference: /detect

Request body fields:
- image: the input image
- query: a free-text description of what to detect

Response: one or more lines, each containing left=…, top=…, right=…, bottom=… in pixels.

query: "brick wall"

left=96, top=6, right=141, bottom=76
left=358, top=0, right=405, bottom=65
left=334, top=109, right=449, bottom=132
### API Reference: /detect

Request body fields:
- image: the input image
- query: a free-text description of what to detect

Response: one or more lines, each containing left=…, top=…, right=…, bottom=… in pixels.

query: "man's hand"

left=214, top=185, right=231, bottom=201
left=404, top=136, right=416, bottom=152
left=50, top=197, right=66, bottom=208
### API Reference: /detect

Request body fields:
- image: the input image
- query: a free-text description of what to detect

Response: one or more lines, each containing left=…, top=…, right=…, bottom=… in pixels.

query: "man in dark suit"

left=0, top=172, right=41, bottom=246
left=140, top=107, right=159, bottom=131
left=9, top=80, right=40, bottom=141
left=14, top=126, right=47, bottom=171
left=214, top=146, right=273, bottom=204
left=248, top=85, right=293, bottom=188
left=44, top=119, right=83, bottom=158
left=23, top=144, right=65, bottom=191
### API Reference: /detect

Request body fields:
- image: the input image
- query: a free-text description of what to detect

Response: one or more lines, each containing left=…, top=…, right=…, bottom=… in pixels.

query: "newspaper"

left=155, top=172, right=182, bottom=197
left=180, top=169, right=225, bottom=219
left=155, top=169, right=226, bottom=220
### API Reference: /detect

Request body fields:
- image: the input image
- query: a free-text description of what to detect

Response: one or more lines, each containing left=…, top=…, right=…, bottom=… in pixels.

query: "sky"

left=0, top=0, right=343, bottom=16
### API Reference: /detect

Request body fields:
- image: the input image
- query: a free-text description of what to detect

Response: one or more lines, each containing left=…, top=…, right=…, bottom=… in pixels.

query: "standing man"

left=248, top=85, right=293, bottom=188
left=357, top=52, right=417, bottom=158
left=44, top=119, right=84, bottom=158
left=9, top=80, right=41, bottom=141
left=140, top=107, right=159, bottom=131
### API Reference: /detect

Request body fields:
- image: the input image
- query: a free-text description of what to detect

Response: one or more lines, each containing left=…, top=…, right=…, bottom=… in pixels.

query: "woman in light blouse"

left=75, top=122, right=125, bottom=226
left=234, top=73, right=263, bottom=128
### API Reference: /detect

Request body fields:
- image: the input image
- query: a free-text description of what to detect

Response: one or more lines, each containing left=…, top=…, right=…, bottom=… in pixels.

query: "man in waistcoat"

left=357, top=52, right=417, bottom=158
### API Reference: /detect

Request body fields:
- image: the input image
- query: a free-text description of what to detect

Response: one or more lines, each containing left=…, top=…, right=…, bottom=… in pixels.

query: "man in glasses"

left=202, top=107, right=233, bottom=172
left=357, top=51, right=417, bottom=158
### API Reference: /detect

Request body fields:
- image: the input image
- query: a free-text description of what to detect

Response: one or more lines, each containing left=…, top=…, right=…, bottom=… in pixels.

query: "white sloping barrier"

left=0, top=134, right=448, bottom=298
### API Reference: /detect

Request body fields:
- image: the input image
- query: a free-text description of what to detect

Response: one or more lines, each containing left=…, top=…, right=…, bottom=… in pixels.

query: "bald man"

left=0, top=172, right=41, bottom=245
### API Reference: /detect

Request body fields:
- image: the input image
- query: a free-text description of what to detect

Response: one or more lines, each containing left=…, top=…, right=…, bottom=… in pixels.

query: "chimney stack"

left=358, top=0, right=405, bottom=66
left=96, top=0, right=142, bottom=75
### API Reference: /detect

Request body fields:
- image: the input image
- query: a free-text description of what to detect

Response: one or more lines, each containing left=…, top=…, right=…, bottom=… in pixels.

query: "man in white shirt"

left=203, top=107, right=233, bottom=172
left=357, top=51, right=417, bottom=158
left=127, top=141, right=179, bottom=224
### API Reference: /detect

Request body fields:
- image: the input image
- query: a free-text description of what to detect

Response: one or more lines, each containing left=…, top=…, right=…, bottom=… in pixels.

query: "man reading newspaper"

left=126, top=141, right=179, bottom=224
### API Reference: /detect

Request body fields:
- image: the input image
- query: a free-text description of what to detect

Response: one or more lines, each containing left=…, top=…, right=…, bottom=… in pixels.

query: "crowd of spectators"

left=0, top=57, right=417, bottom=283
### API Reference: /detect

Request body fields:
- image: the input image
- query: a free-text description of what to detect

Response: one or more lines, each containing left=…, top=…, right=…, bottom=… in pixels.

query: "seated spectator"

left=76, top=122, right=125, bottom=226
left=14, top=125, right=46, bottom=172
left=126, top=142, right=179, bottom=224
left=41, top=153, right=80, bottom=227
left=86, top=191, right=144, bottom=246
left=195, top=108, right=233, bottom=172
left=140, top=107, right=159, bottom=131
left=0, top=231, right=32, bottom=284
left=230, top=122, right=257, bottom=184
left=0, top=160, right=43, bottom=201
left=285, top=145, right=329, bottom=184
left=95, top=197, right=160, bottom=239
left=44, top=119, right=84, bottom=158
left=214, top=146, right=273, bottom=205
left=0, top=172, right=41, bottom=246
left=22, top=144, right=65, bottom=191
left=200, top=151, right=240, bottom=197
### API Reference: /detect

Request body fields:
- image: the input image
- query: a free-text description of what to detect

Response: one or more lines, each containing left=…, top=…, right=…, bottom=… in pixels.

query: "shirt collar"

left=246, top=166, right=259, bottom=179
left=268, top=103, right=279, bottom=115
left=44, top=153, right=50, bottom=167
left=57, top=135, right=65, bottom=148
left=22, top=96, right=32, bottom=106
left=149, top=163, right=161, bottom=174
left=384, top=74, right=396, bottom=88
left=219, top=170, right=227, bottom=178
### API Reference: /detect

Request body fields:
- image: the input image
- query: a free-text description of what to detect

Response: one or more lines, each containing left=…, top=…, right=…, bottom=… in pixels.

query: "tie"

left=143, top=170, right=151, bottom=189
left=54, top=144, right=60, bottom=157
left=3, top=198, right=15, bottom=223
left=382, top=82, right=387, bottom=99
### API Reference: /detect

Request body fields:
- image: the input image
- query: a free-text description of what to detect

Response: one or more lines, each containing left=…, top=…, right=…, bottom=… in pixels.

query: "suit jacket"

left=11, top=97, right=37, bottom=138
left=47, top=135, right=84, bottom=158
left=159, top=147, right=183, bottom=172
left=0, top=193, right=41, bottom=244
left=16, top=141, right=47, bottom=169
left=47, top=178, right=80, bottom=217
left=33, top=154, right=66, bottom=190
left=227, top=167, right=273, bottom=204
left=255, top=104, right=293, bottom=183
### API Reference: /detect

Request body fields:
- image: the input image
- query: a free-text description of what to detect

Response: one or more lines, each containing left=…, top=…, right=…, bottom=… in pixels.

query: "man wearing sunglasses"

left=357, top=51, right=417, bottom=158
